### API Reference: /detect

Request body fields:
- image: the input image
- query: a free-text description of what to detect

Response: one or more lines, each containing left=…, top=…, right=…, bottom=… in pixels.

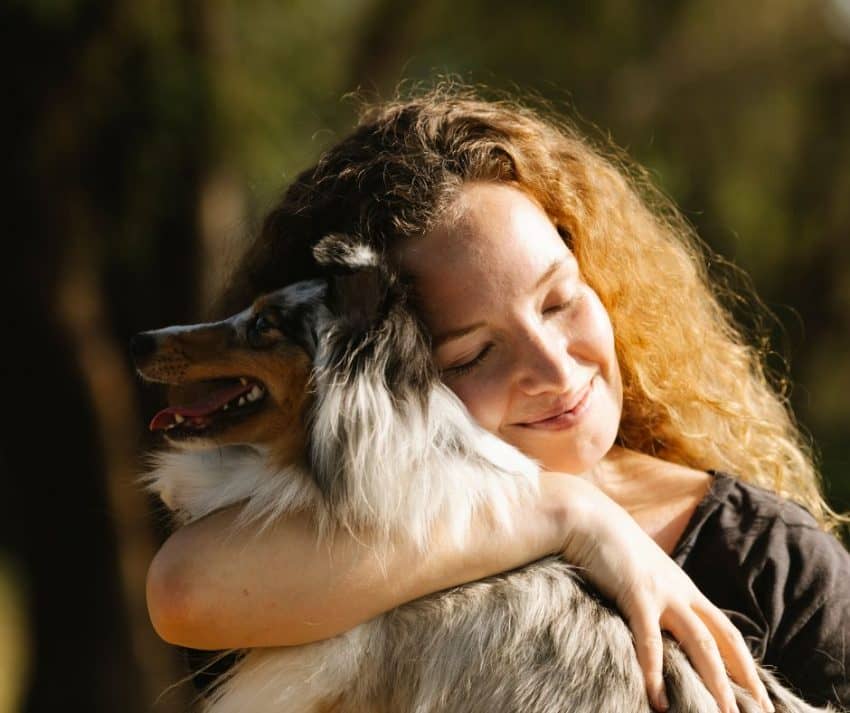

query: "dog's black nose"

left=130, top=333, right=157, bottom=363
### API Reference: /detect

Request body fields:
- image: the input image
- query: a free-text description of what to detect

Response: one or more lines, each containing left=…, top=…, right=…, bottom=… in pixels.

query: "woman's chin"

left=502, top=414, right=621, bottom=475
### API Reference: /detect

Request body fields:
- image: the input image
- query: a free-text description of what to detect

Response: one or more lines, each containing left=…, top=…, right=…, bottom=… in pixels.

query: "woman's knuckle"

left=728, top=626, right=747, bottom=647
left=695, top=634, right=717, bottom=653
left=636, top=634, right=662, bottom=656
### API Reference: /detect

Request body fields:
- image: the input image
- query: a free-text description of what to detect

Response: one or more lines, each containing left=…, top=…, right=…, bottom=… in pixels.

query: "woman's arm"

left=147, top=483, right=563, bottom=650
left=147, top=472, right=771, bottom=713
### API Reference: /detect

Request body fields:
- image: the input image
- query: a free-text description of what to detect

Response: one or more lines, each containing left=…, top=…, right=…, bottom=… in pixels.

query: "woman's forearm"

left=146, top=474, right=574, bottom=650
left=147, top=471, right=772, bottom=712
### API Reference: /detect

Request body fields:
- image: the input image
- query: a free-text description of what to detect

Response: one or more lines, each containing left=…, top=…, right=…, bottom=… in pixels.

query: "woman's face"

left=398, top=182, right=622, bottom=474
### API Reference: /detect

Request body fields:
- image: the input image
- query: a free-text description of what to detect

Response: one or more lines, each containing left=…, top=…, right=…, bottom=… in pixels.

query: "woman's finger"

left=695, top=602, right=774, bottom=713
left=626, top=598, right=668, bottom=711
left=663, top=606, right=740, bottom=713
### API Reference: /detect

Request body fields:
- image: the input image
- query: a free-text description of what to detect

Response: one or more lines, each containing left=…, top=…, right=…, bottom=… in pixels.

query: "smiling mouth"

left=516, top=379, right=594, bottom=428
left=149, top=377, right=268, bottom=440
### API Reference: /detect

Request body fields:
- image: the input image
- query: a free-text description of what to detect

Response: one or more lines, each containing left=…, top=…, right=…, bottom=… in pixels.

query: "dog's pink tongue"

left=149, top=381, right=253, bottom=431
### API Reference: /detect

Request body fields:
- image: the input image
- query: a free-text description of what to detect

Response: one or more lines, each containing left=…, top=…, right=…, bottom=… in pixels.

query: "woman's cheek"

left=445, top=372, right=506, bottom=435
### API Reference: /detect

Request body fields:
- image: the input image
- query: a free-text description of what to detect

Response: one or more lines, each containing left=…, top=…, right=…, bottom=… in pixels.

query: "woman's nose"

left=515, top=328, right=573, bottom=395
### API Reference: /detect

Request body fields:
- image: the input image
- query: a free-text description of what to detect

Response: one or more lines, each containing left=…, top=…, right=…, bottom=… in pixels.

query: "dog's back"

left=198, top=554, right=821, bottom=713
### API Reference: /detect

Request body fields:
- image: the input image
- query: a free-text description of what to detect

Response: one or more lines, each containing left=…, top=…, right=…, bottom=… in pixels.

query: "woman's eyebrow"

left=432, top=321, right=486, bottom=348
left=534, top=259, right=566, bottom=290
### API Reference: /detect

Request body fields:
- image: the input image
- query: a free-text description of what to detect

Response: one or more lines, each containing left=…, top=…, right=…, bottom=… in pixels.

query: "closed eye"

left=543, top=302, right=569, bottom=315
left=442, top=344, right=493, bottom=377
left=543, top=289, right=582, bottom=317
left=543, top=297, right=576, bottom=316
left=255, top=314, right=277, bottom=333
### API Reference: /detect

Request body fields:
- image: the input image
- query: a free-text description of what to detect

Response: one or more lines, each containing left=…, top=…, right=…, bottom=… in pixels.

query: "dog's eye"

left=248, top=312, right=282, bottom=348
left=254, top=315, right=276, bottom=334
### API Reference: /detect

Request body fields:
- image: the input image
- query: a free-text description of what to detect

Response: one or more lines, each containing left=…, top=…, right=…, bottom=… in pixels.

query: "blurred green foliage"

left=25, top=0, right=846, bottom=496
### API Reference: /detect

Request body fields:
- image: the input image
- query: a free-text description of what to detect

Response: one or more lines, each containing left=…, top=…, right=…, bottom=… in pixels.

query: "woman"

left=146, top=88, right=850, bottom=711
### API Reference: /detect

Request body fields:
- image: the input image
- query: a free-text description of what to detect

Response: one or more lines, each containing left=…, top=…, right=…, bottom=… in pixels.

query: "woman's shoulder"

left=674, top=472, right=850, bottom=708
left=705, top=472, right=822, bottom=522
left=674, top=471, right=848, bottom=600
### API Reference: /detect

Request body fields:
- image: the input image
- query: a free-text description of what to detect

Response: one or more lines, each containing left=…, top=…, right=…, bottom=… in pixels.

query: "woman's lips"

left=517, top=379, right=595, bottom=431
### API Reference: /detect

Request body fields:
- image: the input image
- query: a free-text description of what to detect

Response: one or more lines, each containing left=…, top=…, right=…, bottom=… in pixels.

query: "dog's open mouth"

left=149, top=377, right=267, bottom=439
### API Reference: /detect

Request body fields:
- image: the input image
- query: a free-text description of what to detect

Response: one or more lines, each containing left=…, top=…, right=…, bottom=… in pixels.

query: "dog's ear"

left=313, top=233, right=381, bottom=272
left=313, top=233, right=389, bottom=332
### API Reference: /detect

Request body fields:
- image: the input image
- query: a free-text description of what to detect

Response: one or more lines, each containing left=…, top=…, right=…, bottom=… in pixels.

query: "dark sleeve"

left=674, top=475, right=850, bottom=709
left=756, top=512, right=850, bottom=709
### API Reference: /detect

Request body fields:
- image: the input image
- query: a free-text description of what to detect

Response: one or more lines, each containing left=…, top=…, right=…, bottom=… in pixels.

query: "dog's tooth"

left=222, top=403, right=230, bottom=410
left=238, top=397, right=246, bottom=406
left=247, top=385, right=262, bottom=402
left=174, top=414, right=185, bottom=424
left=239, top=377, right=247, bottom=386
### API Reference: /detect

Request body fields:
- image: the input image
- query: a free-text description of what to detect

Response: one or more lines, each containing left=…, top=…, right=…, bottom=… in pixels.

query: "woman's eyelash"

left=543, top=297, right=575, bottom=315
left=444, top=344, right=493, bottom=376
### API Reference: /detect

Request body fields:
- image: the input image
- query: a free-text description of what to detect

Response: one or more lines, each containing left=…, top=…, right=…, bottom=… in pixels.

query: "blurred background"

left=2, top=0, right=849, bottom=710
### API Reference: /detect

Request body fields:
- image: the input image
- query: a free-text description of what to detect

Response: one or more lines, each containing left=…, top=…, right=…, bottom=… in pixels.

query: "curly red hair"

left=217, top=84, right=839, bottom=531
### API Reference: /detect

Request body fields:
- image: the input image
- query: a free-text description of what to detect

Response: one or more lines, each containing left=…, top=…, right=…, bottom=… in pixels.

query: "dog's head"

left=132, top=234, right=432, bottom=468
left=132, top=279, right=326, bottom=462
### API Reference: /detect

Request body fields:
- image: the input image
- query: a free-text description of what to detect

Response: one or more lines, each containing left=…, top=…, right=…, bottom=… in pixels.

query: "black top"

left=673, top=472, right=850, bottom=708
left=187, top=472, right=850, bottom=708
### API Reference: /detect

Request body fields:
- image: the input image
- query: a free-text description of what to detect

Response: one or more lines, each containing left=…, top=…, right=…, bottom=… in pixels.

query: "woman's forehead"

left=398, top=182, right=575, bottom=329
left=401, top=183, right=570, bottom=268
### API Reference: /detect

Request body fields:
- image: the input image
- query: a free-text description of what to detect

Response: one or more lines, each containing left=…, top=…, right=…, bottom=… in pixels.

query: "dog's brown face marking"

left=133, top=281, right=325, bottom=465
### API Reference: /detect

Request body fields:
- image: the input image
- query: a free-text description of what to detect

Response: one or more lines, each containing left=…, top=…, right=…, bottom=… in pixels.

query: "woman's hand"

left=540, top=472, right=773, bottom=713
left=149, top=466, right=771, bottom=713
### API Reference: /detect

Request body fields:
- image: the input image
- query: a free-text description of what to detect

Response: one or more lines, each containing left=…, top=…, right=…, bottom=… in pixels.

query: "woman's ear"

left=313, top=233, right=390, bottom=333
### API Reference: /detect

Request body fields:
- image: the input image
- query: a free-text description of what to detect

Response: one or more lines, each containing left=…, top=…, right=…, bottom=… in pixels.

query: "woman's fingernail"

left=658, top=689, right=669, bottom=710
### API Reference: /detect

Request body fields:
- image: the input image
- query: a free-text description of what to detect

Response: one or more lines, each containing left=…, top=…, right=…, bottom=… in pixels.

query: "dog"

left=133, top=234, right=831, bottom=713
